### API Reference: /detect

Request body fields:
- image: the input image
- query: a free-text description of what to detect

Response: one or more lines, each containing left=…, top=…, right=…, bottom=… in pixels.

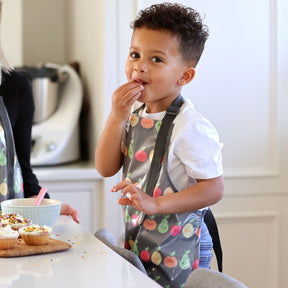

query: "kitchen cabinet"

left=34, top=162, right=104, bottom=234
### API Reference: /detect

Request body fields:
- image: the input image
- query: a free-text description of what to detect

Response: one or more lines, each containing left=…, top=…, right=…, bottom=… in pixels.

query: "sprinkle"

left=21, top=225, right=50, bottom=234
left=1, top=213, right=31, bottom=225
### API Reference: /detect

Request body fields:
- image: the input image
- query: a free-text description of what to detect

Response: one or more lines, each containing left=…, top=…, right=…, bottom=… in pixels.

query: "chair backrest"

left=184, top=268, right=248, bottom=288
left=95, top=228, right=147, bottom=274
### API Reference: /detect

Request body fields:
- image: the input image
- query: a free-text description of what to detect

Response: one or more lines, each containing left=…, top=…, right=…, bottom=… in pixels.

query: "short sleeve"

left=167, top=100, right=223, bottom=189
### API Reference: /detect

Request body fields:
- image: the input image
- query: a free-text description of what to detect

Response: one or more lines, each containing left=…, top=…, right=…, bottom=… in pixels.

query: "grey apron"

left=122, top=104, right=205, bottom=287
left=0, top=96, right=24, bottom=202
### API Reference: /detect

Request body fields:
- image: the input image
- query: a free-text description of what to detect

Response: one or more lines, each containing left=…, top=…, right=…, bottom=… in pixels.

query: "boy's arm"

left=95, top=114, right=126, bottom=177
left=155, top=175, right=224, bottom=214
left=95, top=81, right=143, bottom=177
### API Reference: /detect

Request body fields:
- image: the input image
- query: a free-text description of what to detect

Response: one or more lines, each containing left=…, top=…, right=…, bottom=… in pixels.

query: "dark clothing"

left=0, top=70, right=41, bottom=198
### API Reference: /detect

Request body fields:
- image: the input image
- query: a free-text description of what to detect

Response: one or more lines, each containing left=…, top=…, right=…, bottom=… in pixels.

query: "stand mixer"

left=29, top=63, right=83, bottom=166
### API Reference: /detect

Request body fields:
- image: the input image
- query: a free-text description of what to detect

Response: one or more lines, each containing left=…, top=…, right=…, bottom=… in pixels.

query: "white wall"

left=1, top=1, right=22, bottom=66
left=22, top=0, right=67, bottom=65
left=65, top=0, right=106, bottom=161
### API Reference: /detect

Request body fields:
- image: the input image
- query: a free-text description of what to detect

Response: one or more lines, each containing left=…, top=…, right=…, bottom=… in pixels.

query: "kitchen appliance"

left=16, top=63, right=83, bottom=166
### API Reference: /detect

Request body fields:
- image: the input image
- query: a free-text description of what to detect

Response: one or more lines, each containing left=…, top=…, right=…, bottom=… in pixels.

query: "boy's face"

left=125, top=28, right=193, bottom=113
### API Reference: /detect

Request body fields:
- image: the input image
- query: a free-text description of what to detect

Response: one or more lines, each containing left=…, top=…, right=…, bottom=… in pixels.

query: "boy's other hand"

left=112, top=180, right=157, bottom=215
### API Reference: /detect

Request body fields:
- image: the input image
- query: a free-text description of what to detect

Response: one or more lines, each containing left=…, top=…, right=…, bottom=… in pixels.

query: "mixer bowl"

left=32, top=70, right=59, bottom=124
left=16, top=65, right=68, bottom=124
left=1, top=198, right=62, bottom=227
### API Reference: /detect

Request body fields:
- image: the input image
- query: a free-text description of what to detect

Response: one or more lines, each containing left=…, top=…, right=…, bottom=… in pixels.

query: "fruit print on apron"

left=0, top=97, right=24, bottom=202
left=122, top=113, right=206, bottom=288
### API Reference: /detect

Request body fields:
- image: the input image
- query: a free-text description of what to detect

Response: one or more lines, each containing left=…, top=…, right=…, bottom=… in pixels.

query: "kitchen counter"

left=0, top=216, right=161, bottom=288
left=33, top=161, right=102, bottom=182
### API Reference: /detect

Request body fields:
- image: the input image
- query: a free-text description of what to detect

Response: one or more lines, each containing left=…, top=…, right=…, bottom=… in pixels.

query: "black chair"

left=204, top=208, right=223, bottom=272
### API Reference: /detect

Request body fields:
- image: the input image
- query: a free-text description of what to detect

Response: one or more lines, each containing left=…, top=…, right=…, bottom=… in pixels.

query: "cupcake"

left=1, top=213, right=32, bottom=231
left=19, top=225, right=52, bottom=246
left=0, top=211, right=4, bottom=221
left=0, top=224, right=19, bottom=250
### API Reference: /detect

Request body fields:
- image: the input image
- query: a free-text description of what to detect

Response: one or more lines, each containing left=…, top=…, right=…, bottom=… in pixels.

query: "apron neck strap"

left=145, top=94, right=184, bottom=196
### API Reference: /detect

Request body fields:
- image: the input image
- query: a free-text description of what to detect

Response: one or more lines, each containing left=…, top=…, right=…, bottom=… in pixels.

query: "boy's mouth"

left=134, top=78, right=148, bottom=85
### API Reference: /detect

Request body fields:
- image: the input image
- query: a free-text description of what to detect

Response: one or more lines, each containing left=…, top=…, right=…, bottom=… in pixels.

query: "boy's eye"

left=131, top=52, right=140, bottom=59
left=152, top=57, right=163, bottom=63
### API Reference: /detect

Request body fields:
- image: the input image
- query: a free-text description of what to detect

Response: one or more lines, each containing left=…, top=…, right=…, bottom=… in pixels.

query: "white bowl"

left=1, top=198, right=62, bottom=227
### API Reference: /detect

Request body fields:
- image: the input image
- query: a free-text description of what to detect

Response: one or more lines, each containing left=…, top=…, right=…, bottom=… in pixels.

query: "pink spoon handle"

left=34, top=187, right=47, bottom=206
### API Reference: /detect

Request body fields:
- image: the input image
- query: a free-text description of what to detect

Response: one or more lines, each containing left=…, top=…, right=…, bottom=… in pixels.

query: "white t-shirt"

left=137, top=98, right=223, bottom=192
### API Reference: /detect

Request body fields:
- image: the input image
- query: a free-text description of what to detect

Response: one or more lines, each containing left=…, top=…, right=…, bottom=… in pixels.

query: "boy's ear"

left=178, top=67, right=195, bottom=86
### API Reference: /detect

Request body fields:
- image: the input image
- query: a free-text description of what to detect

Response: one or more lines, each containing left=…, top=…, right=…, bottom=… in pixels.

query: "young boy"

left=95, top=3, right=224, bottom=287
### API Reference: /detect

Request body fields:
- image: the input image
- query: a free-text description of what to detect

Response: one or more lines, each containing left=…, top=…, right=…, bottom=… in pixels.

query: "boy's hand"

left=111, top=81, right=143, bottom=122
left=111, top=180, right=157, bottom=215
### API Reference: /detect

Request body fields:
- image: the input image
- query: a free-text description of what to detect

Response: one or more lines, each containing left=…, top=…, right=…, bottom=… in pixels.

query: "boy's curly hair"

left=131, top=3, right=209, bottom=67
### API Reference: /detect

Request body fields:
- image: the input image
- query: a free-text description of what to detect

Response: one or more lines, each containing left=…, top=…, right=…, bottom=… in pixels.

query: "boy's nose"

left=134, top=61, right=147, bottom=72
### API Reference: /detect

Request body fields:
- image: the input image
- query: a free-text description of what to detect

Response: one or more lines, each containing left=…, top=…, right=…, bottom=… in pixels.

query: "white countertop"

left=0, top=216, right=161, bottom=288
left=33, top=161, right=103, bottom=181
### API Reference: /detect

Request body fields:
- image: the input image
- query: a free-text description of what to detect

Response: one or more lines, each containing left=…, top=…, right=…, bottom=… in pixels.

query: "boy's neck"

left=145, top=94, right=180, bottom=113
